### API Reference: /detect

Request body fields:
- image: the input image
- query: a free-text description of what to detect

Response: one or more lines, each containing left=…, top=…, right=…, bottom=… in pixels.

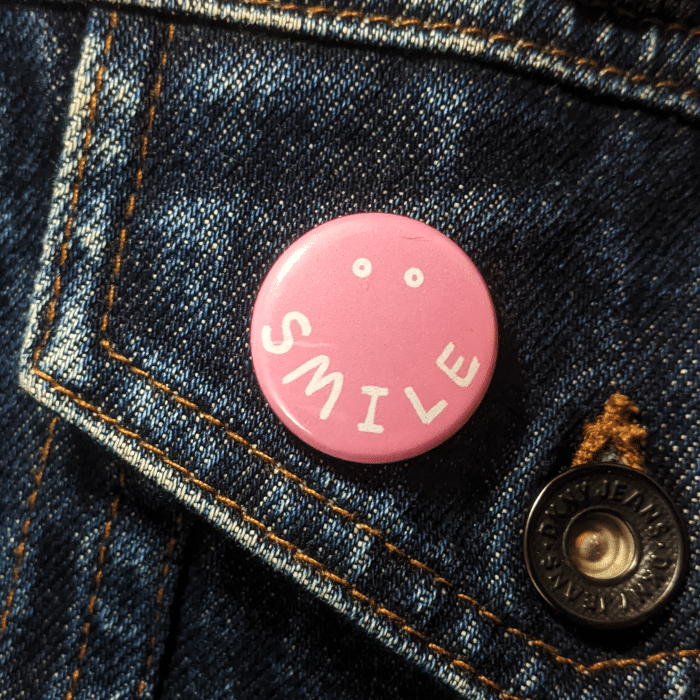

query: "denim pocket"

left=19, top=5, right=700, bottom=698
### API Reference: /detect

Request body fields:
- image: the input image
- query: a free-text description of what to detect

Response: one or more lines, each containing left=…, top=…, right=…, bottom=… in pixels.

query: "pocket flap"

left=20, top=7, right=700, bottom=698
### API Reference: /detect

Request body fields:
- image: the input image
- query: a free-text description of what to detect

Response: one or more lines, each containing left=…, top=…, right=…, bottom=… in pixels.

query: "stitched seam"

left=32, top=12, right=118, bottom=366
left=0, top=417, right=58, bottom=636
left=64, top=469, right=123, bottom=700
left=100, top=23, right=175, bottom=336
left=31, top=367, right=700, bottom=676
left=137, top=514, right=182, bottom=697
left=222, top=0, right=700, bottom=101
left=100, top=337, right=600, bottom=669
left=98, top=340, right=700, bottom=673
left=34, top=4, right=698, bottom=680
left=30, top=367, right=523, bottom=700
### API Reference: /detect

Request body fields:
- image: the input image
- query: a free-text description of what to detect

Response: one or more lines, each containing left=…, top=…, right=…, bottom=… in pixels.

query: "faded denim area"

left=7, top=1, right=700, bottom=699
left=1, top=10, right=477, bottom=700
left=95, top=0, right=700, bottom=121
left=0, top=9, right=187, bottom=699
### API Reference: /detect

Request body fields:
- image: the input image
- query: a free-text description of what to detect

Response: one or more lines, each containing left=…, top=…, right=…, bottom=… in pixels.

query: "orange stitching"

left=32, top=12, right=118, bottom=365
left=0, top=417, right=58, bottom=635
left=586, top=648, right=700, bottom=671
left=31, top=366, right=700, bottom=676
left=137, top=513, right=182, bottom=697
left=599, top=66, right=624, bottom=77
left=98, top=339, right=657, bottom=673
left=30, top=367, right=522, bottom=700
left=227, top=0, right=700, bottom=101
left=98, top=338, right=700, bottom=674
left=64, top=469, right=123, bottom=700
left=33, top=3, right=698, bottom=681
left=571, top=393, right=646, bottom=471
left=100, top=23, right=175, bottom=335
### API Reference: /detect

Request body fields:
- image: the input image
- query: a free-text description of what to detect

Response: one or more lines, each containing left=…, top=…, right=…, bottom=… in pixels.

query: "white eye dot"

left=404, top=267, right=424, bottom=288
left=352, top=258, right=372, bottom=278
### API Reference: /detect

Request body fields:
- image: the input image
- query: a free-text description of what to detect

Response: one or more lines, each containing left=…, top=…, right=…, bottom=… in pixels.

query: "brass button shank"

left=523, top=463, right=687, bottom=629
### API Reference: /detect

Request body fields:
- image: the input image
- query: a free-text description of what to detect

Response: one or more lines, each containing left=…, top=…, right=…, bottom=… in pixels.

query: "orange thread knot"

left=571, top=392, right=647, bottom=471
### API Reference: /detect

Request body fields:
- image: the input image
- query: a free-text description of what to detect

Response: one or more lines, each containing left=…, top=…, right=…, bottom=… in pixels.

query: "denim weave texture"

left=93, top=0, right=700, bottom=121
left=2, top=0, right=700, bottom=698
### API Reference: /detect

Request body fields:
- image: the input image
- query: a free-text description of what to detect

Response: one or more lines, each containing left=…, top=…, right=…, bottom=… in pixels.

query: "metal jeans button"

left=523, top=462, right=688, bottom=629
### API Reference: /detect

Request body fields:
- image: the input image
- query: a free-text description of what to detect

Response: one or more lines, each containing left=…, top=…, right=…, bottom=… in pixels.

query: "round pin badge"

left=250, top=213, right=498, bottom=463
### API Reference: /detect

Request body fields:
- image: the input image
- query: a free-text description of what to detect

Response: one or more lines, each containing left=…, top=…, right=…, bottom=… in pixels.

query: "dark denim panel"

left=0, top=418, right=112, bottom=700
left=0, top=420, right=188, bottom=700
left=75, top=0, right=700, bottom=121
left=0, top=4, right=84, bottom=393
left=18, top=4, right=700, bottom=699
left=71, top=459, right=189, bottom=700
left=0, top=6, right=188, bottom=699
left=0, top=10, right=87, bottom=690
left=160, top=522, right=463, bottom=700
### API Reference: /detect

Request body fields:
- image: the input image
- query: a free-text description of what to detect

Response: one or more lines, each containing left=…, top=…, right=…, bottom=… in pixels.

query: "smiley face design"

left=250, top=213, right=498, bottom=464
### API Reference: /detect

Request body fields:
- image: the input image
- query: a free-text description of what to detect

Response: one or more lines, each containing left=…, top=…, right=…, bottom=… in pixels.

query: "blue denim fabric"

left=3, top=0, right=700, bottom=698
left=95, top=0, right=700, bottom=121
left=1, top=13, right=466, bottom=699
left=0, top=11, right=189, bottom=699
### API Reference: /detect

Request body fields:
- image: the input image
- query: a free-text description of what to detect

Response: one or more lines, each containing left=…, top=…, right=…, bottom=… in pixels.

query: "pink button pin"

left=250, top=213, right=497, bottom=463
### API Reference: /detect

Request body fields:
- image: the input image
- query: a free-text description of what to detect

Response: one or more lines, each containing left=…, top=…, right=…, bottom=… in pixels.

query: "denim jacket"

left=1, top=0, right=699, bottom=698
